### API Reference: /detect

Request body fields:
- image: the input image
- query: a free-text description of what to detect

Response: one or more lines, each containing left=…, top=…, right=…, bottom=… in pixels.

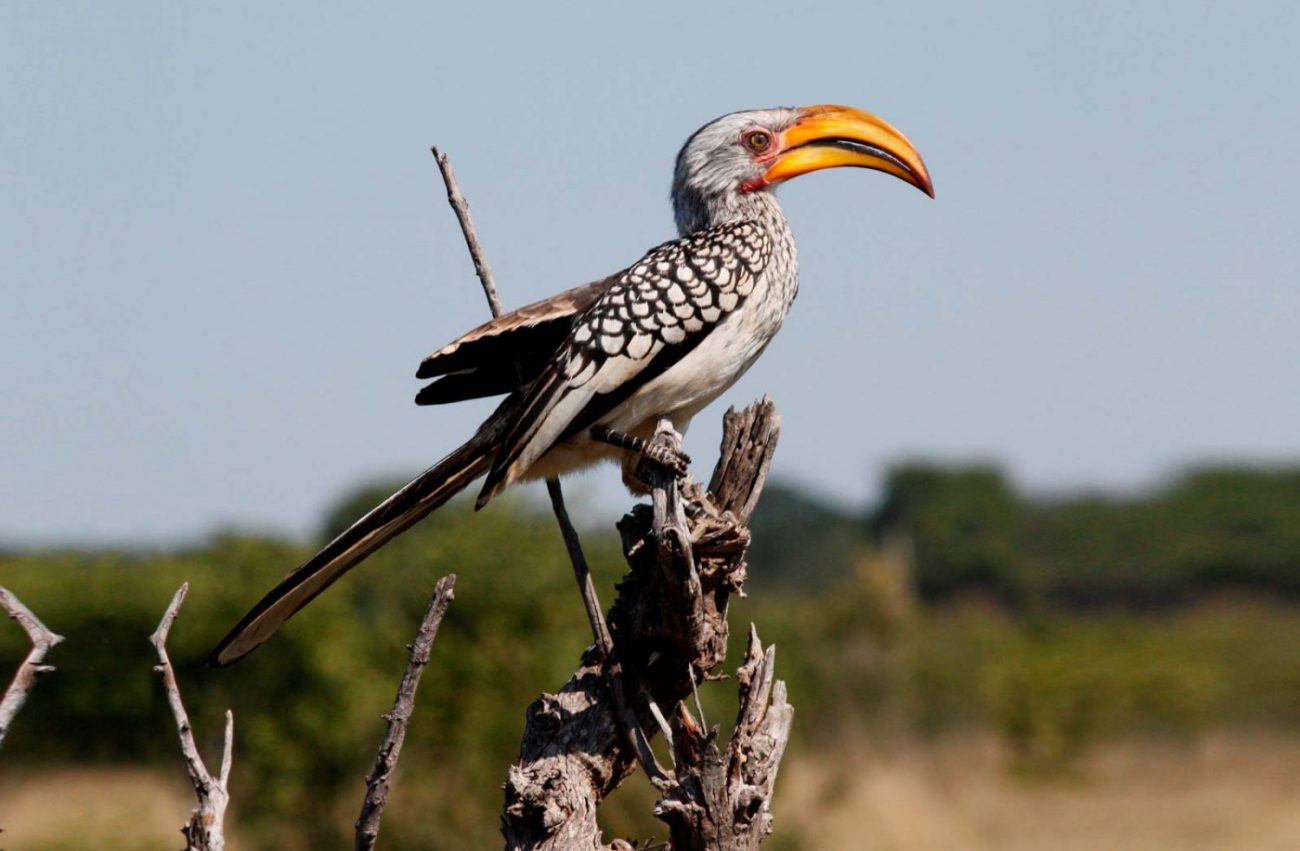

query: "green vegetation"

left=756, top=462, right=1300, bottom=605
left=2, top=465, right=1298, bottom=849
left=1, top=496, right=632, bottom=849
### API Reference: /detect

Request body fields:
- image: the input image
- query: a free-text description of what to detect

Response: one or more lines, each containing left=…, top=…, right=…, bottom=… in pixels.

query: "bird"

left=209, top=104, right=932, bottom=667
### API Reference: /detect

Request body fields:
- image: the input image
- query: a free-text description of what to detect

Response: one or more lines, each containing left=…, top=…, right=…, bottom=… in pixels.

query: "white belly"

left=601, top=292, right=785, bottom=433
left=524, top=259, right=796, bottom=486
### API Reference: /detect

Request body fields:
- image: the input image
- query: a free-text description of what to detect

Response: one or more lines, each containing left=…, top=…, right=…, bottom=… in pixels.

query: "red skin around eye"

left=739, top=130, right=780, bottom=193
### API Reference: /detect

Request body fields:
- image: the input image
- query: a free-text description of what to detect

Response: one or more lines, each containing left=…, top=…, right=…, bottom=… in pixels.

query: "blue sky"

left=3, top=2, right=1298, bottom=543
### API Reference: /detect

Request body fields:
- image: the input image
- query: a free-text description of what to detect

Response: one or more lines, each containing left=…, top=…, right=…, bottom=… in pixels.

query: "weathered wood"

left=655, top=626, right=794, bottom=850
left=504, top=399, right=792, bottom=850
left=355, top=574, right=457, bottom=851
left=150, top=584, right=233, bottom=851
left=707, top=397, right=782, bottom=525
left=0, top=587, right=65, bottom=751
left=504, top=649, right=631, bottom=851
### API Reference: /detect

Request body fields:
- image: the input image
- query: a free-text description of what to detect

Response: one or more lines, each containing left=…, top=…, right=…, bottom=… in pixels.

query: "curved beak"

left=764, top=104, right=934, bottom=198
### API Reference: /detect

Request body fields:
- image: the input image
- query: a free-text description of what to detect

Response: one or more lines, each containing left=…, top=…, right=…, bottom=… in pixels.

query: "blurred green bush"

left=1, top=494, right=636, bottom=849
left=870, top=463, right=1300, bottom=604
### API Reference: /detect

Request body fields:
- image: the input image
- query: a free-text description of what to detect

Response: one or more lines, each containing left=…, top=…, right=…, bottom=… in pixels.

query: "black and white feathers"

left=476, top=220, right=773, bottom=503
left=209, top=107, right=807, bottom=667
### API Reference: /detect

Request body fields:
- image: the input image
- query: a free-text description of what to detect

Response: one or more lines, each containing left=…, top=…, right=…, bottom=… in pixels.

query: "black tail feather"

left=208, top=436, right=491, bottom=667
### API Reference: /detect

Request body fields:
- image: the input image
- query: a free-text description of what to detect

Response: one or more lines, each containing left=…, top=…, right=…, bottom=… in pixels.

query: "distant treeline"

left=2, top=470, right=1299, bottom=849
left=749, top=464, right=1300, bottom=606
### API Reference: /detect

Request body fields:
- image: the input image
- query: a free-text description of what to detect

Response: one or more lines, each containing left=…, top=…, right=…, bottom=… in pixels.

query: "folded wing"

left=415, top=280, right=609, bottom=405
left=476, top=220, right=772, bottom=505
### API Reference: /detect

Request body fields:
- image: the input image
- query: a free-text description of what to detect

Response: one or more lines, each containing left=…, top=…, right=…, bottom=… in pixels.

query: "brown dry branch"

left=150, top=583, right=233, bottom=851
left=504, top=399, right=792, bottom=850
left=432, top=147, right=614, bottom=662
left=0, top=586, right=65, bottom=752
left=355, top=574, right=458, bottom=851
left=656, top=627, right=793, bottom=850
left=431, top=146, right=503, bottom=317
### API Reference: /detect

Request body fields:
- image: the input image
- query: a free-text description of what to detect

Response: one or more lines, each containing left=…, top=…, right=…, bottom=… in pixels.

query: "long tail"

left=208, top=434, right=493, bottom=667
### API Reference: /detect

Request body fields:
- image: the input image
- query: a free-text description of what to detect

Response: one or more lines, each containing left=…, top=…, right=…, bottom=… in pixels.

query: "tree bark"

left=503, top=398, right=792, bottom=850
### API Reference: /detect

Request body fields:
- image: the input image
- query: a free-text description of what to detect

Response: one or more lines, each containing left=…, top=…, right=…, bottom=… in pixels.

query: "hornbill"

left=210, top=104, right=932, bottom=666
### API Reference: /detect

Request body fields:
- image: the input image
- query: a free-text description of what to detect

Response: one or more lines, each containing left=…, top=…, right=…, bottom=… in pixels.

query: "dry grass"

left=3, top=734, right=1299, bottom=849
left=0, top=765, right=246, bottom=851
left=777, top=732, right=1300, bottom=851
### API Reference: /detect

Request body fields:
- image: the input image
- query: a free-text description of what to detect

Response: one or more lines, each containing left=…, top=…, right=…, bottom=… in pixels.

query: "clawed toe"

left=635, top=437, right=690, bottom=484
left=592, top=423, right=690, bottom=488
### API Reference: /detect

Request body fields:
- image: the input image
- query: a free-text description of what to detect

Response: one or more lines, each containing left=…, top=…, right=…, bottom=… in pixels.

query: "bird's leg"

left=590, top=424, right=691, bottom=482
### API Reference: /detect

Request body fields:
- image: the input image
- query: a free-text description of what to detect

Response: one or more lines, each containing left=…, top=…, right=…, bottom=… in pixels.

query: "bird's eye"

left=743, top=130, right=772, bottom=152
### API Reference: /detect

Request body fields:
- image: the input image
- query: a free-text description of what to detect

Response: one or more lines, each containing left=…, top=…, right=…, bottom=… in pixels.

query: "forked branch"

left=150, top=584, right=233, bottom=851
left=656, top=626, right=794, bottom=850
left=504, top=399, right=792, bottom=850
left=0, top=587, right=65, bottom=751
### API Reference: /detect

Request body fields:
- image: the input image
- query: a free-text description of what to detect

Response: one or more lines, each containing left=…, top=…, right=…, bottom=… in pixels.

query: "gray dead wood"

left=0, top=587, right=65, bottom=751
left=355, top=574, right=457, bottom=851
left=150, top=584, right=234, bottom=851
left=655, top=626, right=793, bottom=850
left=503, top=399, right=794, bottom=850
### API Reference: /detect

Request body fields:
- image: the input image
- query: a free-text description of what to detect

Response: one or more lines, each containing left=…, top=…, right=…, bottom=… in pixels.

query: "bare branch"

left=433, top=146, right=673, bottom=806
left=707, top=395, right=782, bottom=525
left=219, top=710, right=234, bottom=789
left=432, top=146, right=503, bottom=318
left=0, top=587, right=65, bottom=751
left=355, top=574, right=457, bottom=851
left=655, top=625, right=793, bottom=850
left=506, top=400, right=787, bottom=850
left=547, top=479, right=672, bottom=786
left=150, top=583, right=232, bottom=851
left=546, top=480, right=614, bottom=656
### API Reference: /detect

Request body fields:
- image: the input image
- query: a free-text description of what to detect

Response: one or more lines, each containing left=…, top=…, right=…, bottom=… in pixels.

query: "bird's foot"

left=635, top=431, right=691, bottom=482
left=591, top=425, right=691, bottom=486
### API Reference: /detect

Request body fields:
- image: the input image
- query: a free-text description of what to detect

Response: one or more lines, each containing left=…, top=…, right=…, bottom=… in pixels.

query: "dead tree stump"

left=503, top=398, right=792, bottom=850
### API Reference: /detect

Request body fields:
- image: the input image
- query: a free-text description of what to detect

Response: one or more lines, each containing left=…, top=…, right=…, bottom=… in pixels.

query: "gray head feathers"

left=670, top=107, right=801, bottom=234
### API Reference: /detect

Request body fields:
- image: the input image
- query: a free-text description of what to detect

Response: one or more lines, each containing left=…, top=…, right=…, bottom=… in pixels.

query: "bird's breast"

left=600, top=268, right=795, bottom=433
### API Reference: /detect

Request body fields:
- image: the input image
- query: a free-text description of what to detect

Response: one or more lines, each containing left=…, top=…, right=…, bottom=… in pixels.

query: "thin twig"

left=547, top=480, right=672, bottom=786
left=545, top=480, right=614, bottom=655
left=355, top=574, right=457, bottom=851
left=689, top=664, right=707, bottom=732
left=431, top=146, right=503, bottom=318
left=433, top=146, right=670, bottom=789
left=0, top=587, right=65, bottom=751
left=648, top=699, right=675, bottom=747
left=150, top=583, right=232, bottom=851
left=505, top=399, right=783, bottom=849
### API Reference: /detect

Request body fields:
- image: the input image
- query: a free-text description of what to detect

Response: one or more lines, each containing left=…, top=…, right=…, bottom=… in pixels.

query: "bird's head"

left=672, top=104, right=933, bottom=232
